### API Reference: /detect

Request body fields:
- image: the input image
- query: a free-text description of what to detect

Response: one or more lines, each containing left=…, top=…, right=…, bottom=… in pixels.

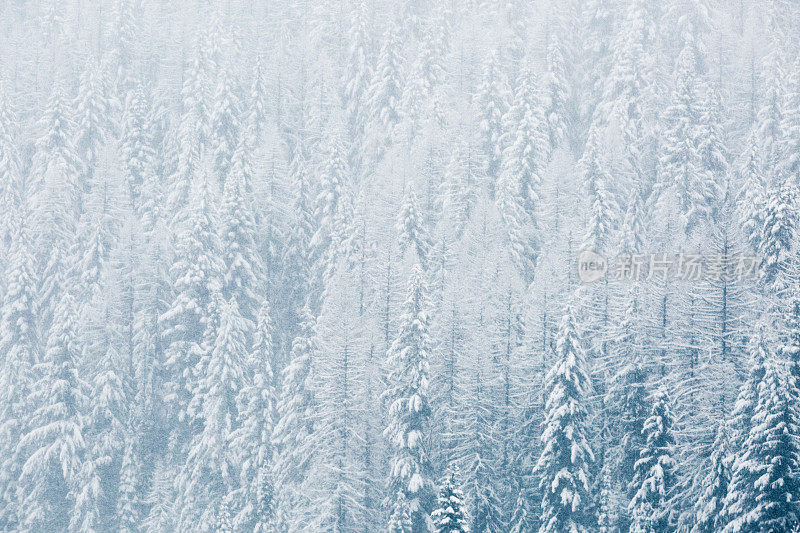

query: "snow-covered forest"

left=2, top=0, right=800, bottom=531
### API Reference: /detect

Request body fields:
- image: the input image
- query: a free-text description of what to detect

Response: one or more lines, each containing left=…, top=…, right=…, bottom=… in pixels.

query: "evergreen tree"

left=159, top=177, right=223, bottom=449
left=210, top=68, right=241, bottom=188
left=723, top=360, right=800, bottom=532
left=758, top=183, right=796, bottom=295
left=176, top=296, right=247, bottom=530
left=691, top=422, right=731, bottom=533
left=534, top=303, right=595, bottom=532
left=431, top=469, right=469, bottom=533
left=0, top=86, right=21, bottom=256
left=397, top=186, right=431, bottom=268
left=272, top=309, right=317, bottom=530
left=497, top=67, right=546, bottom=282
left=581, top=125, right=619, bottom=253
left=228, top=303, right=277, bottom=531
left=475, top=49, right=509, bottom=191
left=16, top=290, right=89, bottom=530
left=544, top=35, right=569, bottom=152
left=388, top=490, right=413, bottom=533
left=120, top=84, right=156, bottom=208
left=73, top=58, right=112, bottom=188
left=0, top=227, right=38, bottom=528
left=657, top=42, right=717, bottom=236
left=628, top=388, right=678, bottom=533
left=383, top=265, right=435, bottom=532
left=369, top=20, right=403, bottom=146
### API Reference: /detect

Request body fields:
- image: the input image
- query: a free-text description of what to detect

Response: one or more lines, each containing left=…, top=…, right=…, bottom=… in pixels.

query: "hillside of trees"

left=1, top=0, right=800, bottom=531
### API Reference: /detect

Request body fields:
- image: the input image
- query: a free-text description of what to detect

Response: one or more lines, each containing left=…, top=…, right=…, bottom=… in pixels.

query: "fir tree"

left=388, top=490, right=413, bottom=533
left=431, top=469, right=469, bottom=533
left=723, top=360, right=800, bottom=532
left=383, top=265, right=435, bottom=532
left=475, top=49, right=509, bottom=191
left=534, top=303, right=595, bottom=533
left=691, top=422, right=731, bottom=533
left=0, top=227, right=38, bottom=528
left=16, top=290, right=89, bottom=531
left=628, top=388, right=678, bottom=533
left=369, top=20, right=403, bottom=146
left=210, top=68, right=241, bottom=188
left=397, top=186, right=432, bottom=269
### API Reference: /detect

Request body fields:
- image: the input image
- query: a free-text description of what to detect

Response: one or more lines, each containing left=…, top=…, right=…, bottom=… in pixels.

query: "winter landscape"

left=1, top=0, right=800, bottom=531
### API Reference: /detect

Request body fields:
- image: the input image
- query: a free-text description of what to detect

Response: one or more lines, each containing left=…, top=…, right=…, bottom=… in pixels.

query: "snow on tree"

left=544, top=35, right=569, bottom=152
left=656, top=42, right=718, bottom=236
left=533, top=302, right=595, bottom=533
left=431, top=469, right=469, bottom=533
left=441, top=142, right=478, bottom=239
left=628, top=387, right=678, bottom=533
left=383, top=264, right=435, bottom=532
left=0, top=226, right=38, bottom=528
left=272, top=308, right=317, bottom=530
left=210, top=68, right=242, bottom=188
left=0, top=85, right=21, bottom=256
left=581, top=125, right=619, bottom=253
left=120, top=84, right=156, bottom=208
left=722, top=359, right=800, bottom=532
left=176, top=296, right=248, bottom=530
left=73, top=58, right=112, bottom=188
left=691, top=422, right=731, bottom=533
left=16, top=290, right=89, bottom=531
left=475, top=49, right=509, bottom=192
left=497, top=67, right=546, bottom=282
left=159, top=176, right=223, bottom=444
left=220, top=138, right=262, bottom=324
left=757, top=183, right=796, bottom=296
left=167, top=52, right=209, bottom=218
left=388, top=489, right=413, bottom=533
left=228, top=303, right=277, bottom=531
left=397, top=185, right=432, bottom=269
left=369, top=20, right=403, bottom=148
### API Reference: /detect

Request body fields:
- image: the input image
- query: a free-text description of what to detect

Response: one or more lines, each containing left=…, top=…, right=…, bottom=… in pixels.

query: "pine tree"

left=176, top=296, right=247, bottom=530
left=73, top=58, right=112, bottom=188
left=0, top=227, right=38, bottom=528
left=628, top=388, right=678, bottom=533
left=159, top=177, right=223, bottom=448
left=16, top=290, right=89, bottom=530
left=228, top=304, right=277, bottom=531
left=116, top=440, right=141, bottom=532
left=272, top=309, right=317, bottom=530
left=431, top=470, right=469, bottom=533
left=544, top=35, right=569, bottom=152
left=210, top=68, right=241, bottom=188
left=167, top=52, right=208, bottom=218
left=534, top=303, right=595, bottom=532
left=220, top=139, right=262, bottom=324
left=475, top=49, right=509, bottom=190
left=723, top=360, right=800, bottom=532
left=729, top=331, right=768, bottom=451
left=581, top=125, right=619, bottom=253
left=497, top=67, right=546, bottom=282
left=657, top=42, right=717, bottom=236
left=779, top=57, right=800, bottom=183
left=369, top=20, right=403, bottom=146
left=383, top=265, right=435, bottom=532
left=691, top=422, right=731, bottom=533
left=120, top=84, right=156, bottom=208
left=388, top=490, right=413, bottom=533
left=397, top=186, right=431, bottom=268
left=758, top=183, right=796, bottom=295
left=0, top=86, right=21, bottom=256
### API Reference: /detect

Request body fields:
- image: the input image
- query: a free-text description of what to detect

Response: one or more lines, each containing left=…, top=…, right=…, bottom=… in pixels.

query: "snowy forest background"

left=3, top=0, right=800, bottom=531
